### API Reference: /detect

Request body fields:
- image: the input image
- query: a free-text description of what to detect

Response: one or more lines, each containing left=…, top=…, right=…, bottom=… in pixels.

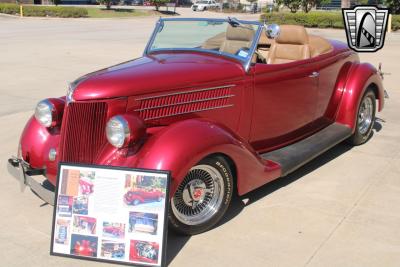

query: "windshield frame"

left=143, top=18, right=263, bottom=72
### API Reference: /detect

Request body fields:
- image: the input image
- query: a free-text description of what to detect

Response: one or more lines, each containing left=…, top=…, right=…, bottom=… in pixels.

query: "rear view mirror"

left=265, top=24, right=280, bottom=39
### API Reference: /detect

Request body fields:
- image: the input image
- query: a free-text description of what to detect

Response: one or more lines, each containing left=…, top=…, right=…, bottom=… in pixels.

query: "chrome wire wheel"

left=171, top=165, right=225, bottom=226
left=358, top=96, right=374, bottom=135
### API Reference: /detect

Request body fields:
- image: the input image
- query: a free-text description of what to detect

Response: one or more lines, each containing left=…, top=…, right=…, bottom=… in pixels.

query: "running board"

left=260, top=123, right=352, bottom=177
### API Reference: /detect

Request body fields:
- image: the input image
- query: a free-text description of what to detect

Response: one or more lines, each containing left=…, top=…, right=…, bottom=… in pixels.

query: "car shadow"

left=165, top=142, right=354, bottom=265
left=166, top=230, right=191, bottom=265
left=217, top=141, right=354, bottom=226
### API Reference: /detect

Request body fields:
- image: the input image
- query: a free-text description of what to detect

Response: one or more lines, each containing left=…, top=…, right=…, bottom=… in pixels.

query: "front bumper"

left=7, top=157, right=55, bottom=205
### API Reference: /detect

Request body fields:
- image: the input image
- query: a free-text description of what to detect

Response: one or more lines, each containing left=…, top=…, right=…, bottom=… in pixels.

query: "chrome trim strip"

left=158, top=17, right=263, bottom=26
left=244, top=24, right=263, bottom=72
left=144, top=18, right=163, bottom=56
left=135, top=84, right=235, bottom=101
left=135, top=94, right=235, bottom=112
left=143, top=104, right=234, bottom=121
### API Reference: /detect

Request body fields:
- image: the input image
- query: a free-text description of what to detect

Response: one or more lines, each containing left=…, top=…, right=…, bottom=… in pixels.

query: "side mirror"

left=265, top=24, right=280, bottom=39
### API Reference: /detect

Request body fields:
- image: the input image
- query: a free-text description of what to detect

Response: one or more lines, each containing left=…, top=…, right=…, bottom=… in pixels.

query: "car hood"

left=72, top=52, right=245, bottom=101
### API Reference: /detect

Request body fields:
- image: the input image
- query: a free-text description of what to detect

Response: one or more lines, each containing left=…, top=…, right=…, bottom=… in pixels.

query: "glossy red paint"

left=335, top=62, right=385, bottom=130
left=72, top=53, right=245, bottom=102
left=18, top=38, right=385, bottom=197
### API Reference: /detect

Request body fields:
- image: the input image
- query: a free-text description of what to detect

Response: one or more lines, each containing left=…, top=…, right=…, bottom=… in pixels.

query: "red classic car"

left=124, top=188, right=164, bottom=206
left=72, top=240, right=96, bottom=257
left=103, top=225, right=124, bottom=237
left=8, top=18, right=386, bottom=235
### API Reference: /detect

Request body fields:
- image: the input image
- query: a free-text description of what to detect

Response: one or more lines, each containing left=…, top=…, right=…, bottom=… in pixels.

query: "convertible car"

left=8, top=18, right=386, bottom=235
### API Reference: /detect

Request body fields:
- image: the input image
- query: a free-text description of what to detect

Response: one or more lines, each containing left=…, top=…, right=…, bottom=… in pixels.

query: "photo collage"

left=52, top=165, right=169, bottom=267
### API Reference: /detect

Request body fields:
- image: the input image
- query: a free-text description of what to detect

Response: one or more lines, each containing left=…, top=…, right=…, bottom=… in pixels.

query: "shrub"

left=0, top=3, right=20, bottom=15
left=0, top=3, right=88, bottom=18
left=392, top=15, right=400, bottom=31
left=261, top=11, right=344, bottom=29
left=261, top=12, right=400, bottom=31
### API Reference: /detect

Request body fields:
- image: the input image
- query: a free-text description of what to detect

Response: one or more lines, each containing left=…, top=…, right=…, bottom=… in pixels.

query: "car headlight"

left=35, top=100, right=54, bottom=127
left=106, top=115, right=145, bottom=148
left=106, top=116, right=130, bottom=148
left=34, top=98, right=64, bottom=128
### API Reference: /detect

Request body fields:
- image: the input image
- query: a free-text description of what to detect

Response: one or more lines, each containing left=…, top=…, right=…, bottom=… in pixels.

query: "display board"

left=50, top=163, right=170, bottom=267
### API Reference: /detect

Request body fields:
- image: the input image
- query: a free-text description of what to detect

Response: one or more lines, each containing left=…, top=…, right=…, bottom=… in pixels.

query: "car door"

left=250, top=60, right=320, bottom=152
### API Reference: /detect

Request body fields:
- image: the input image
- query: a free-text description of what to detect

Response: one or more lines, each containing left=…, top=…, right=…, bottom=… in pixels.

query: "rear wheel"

left=347, top=88, right=376, bottom=145
left=169, top=156, right=233, bottom=235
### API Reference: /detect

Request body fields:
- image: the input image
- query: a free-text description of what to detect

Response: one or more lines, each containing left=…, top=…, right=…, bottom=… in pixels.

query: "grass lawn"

left=86, top=8, right=151, bottom=18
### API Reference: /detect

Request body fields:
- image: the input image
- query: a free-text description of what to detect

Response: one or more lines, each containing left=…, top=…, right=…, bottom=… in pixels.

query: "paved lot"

left=1, top=10, right=400, bottom=267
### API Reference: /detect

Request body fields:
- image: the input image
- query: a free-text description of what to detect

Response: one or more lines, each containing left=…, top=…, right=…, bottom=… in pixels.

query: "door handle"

left=309, top=71, right=319, bottom=78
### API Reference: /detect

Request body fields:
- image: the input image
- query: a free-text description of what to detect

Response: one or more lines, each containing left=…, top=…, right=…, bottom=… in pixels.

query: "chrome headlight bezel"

left=106, top=115, right=131, bottom=148
left=34, top=99, right=55, bottom=128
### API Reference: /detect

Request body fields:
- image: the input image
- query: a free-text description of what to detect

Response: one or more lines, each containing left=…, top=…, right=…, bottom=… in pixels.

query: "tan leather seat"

left=308, top=34, right=333, bottom=57
left=201, top=32, right=226, bottom=50
left=257, top=29, right=274, bottom=61
left=267, top=25, right=311, bottom=64
left=219, top=25, right=255, bottom=55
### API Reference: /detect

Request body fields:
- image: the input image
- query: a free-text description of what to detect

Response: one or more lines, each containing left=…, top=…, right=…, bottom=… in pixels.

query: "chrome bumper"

left=7, top=157, right=55, bottom=205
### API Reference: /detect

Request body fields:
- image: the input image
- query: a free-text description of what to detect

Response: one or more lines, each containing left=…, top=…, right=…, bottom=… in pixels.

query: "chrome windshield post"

left=143, top=18, right=163, bottom=56
left=244, top=24, right=263, bottom=73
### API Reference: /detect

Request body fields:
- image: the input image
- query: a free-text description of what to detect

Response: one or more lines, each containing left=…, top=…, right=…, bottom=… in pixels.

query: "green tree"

left=301, top=0, right=330, bottom=13
left=385, top=0, right=400, bottom=14
left=151, top=0, right=170, bottom=11
left=283, top=0, right=302, bottom=13
left=97, top=0, right=113, bottom=10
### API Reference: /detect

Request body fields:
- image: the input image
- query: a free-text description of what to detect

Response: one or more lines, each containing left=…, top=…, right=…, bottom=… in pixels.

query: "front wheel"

left=347, top=88, right=376, bottom=145
left=169, top=156, right=234, bottom=235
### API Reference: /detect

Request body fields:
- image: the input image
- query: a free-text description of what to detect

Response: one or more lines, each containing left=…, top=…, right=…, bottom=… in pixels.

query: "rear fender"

left=100, top=119, right=281, bottom=197
left=335, top=63, right=384, bottom=131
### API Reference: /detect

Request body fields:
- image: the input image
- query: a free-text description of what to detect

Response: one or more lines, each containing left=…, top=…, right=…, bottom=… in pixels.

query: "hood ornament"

left=66, top=83, right=75, bottom=105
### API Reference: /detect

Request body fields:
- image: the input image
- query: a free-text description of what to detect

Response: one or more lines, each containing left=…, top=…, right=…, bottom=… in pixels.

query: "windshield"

left=146, top=19, right=261, bottom=64
left=197, top=1, right=209, bottom=3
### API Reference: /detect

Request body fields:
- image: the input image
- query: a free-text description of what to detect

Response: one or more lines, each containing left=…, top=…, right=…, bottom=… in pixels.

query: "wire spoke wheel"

left=171, top=165, right=225, bottom=226
left=358, top=96, right=374, bottom=135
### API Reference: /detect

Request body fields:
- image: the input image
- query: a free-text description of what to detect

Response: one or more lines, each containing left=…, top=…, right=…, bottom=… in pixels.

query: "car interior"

left=201, top=24, right=333, bottom=65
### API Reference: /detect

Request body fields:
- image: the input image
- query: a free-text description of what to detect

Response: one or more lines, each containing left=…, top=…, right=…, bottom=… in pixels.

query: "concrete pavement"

left=0, top=11, right=400, bottom=267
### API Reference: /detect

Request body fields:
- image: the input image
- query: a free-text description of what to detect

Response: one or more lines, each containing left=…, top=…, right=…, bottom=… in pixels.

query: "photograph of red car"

left=70, top=234, right=98, bottom=257
left=78, top=170, right=95, bottom=195
left=129, top=240, right=159, bottom=264
left=73, top=216, right=96, bottom=235
left=124, top=175, right=166, bottom=206
left=129, top=212, right=158, bottom=235
left=101, top=240, right=125, bottom=260
left=102, top=222, right=125, bottom=239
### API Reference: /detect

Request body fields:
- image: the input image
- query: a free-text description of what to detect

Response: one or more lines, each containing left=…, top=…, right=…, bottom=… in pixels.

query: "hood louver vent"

left=135, top=85, right=235, bottom=121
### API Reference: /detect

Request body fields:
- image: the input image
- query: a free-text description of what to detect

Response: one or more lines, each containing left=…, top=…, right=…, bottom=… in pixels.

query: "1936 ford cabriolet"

left=8, top=18, right=386, bottom=235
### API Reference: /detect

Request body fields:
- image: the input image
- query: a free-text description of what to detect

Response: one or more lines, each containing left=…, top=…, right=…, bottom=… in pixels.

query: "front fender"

left=100, top=119, right=281, bottom=197
left=335, top=62, right=385, bottom=131
left=19, top=116, right=60, bottom=183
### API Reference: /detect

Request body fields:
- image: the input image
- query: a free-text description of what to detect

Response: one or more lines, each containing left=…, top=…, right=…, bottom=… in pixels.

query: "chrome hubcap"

left=171, top=165, right=224, bottom=226
left=358, top=96, right=374, bottom=135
